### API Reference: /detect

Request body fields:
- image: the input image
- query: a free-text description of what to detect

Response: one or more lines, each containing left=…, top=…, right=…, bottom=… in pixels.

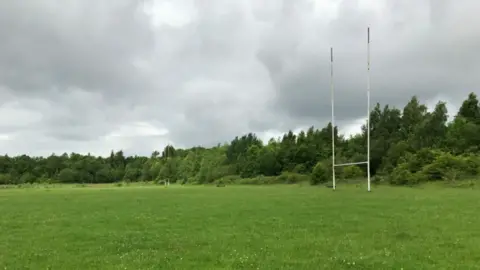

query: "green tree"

left=95, top=166, right=113, bottom=183
left=457, top=92, right=480, bottom=123
left=57, top=168, right=77, bottom=183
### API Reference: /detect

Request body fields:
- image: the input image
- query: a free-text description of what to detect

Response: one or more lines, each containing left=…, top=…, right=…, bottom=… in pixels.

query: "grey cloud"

left=256, top=0, right=480, bottom=128
left=0, top=0, right=165, bottom=146
left=1, top=0, right=479, bottom=155
left=0, top=0, right=154, bottom=100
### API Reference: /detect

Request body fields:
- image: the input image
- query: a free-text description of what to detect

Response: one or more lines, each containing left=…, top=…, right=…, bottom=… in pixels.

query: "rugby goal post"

left=330, top=27, right=371, bottom=192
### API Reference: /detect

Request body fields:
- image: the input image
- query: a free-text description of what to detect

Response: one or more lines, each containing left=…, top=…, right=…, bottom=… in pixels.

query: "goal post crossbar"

left=334, top=161, right=368, bottom=167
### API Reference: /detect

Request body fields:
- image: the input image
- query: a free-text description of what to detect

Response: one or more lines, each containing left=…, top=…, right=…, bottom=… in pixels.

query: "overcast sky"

left=1, top=0, right=479, bottom=156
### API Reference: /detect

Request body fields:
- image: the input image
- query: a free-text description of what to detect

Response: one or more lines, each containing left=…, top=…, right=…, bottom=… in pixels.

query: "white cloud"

left=0, top=101, right=44, bottom=129
left=106, top=122, right=168, bottom=138
left=144, top=0, right=197, bottom=28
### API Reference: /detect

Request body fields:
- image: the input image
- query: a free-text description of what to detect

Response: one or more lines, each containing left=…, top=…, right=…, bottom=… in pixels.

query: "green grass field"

left=1, top=184, right=479, bottom=269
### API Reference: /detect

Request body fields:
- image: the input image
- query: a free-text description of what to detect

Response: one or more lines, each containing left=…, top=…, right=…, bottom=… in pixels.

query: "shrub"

left=235, top=175, right=282, bottom=185
left=292, top=164, right=308, bottom=174
left=389, top=163, right=415, bottom=185
left=214, top=178, right=229, bottom=186
left=343, top=166, right=364, bottom=179
left=215, top=178, right=227, bottom=187
left=276, top=172, right=309, bottom=184
left=406, top=148, right=441, bottom=173
left=213, top=175, right=240, bottom=185
left=420, top=153, right=467, bottom=181
left=237, top=176, right=265, bottom=185
left=0, top=174, right=11, bottom=185
left=20, top=172, right=36, bottom=184
left=388, top=150, right=478, bottom=185
left=222, top=175, right=242, bottom=182
left=290, top=173, right=310, bottom=184
left=371, top=175, right=385, bottom=185
left=311, top=162, right=329, bottom=185
left=463, top=154, right=480, bottom=176
left=180, top=177, right=188, bottom=185
left=223, top=173, right=309, bottom=185
left=443, top=177, right=476, bottom=188
left=37, top=177, right=52, bottom=184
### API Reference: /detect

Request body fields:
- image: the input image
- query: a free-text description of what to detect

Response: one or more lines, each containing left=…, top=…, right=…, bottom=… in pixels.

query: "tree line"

left=1, top=93, right=480, bottom=186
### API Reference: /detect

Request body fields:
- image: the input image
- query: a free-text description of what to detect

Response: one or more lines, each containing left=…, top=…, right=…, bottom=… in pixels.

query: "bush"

left=311, top=162, right=330, bottom=185
left=237, top=176, right=266, bottom=185
left=277, top=172, right=309, bottom=184
left=389, top=163, right=417, bottom=185
left=387, top=150, right=479, bottom=185
left=0, top=174, right=12, bottom=185
left=292, top=164, right=308, bottom=174
left=180, top=177, right=188, bottom=185
left=113, top=181, right=131, bottom=187
left=213, top=175, right=240, bottom=185
left=222, top=175, right=242, bottom=182
left=463, top=154, right=480, bottom=176
left=20, top=172, right=36, bottom=184
left=156, top=179, right=167, bottom=185
left=447, top=179, right=476, bottom=188
left=215, top=178, right=227, bottom=187
left=371, top=175, right=385, bottom=185
left=214, top=178, right=229, bottom=186
left=420, top=153, right=467, bottom=182
left=343, top=166, right=364, bottom=179
left=37, top=177, right=52, bottom=184
left=234, top=174, right=305, bottom=185
left=406, top=148, right=441, bottom=173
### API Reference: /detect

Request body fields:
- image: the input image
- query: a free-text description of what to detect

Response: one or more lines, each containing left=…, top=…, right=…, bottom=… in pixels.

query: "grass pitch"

left=1, top=184, right=479, bottom=269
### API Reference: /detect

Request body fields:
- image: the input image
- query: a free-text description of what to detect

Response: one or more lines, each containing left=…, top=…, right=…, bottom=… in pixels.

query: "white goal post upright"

left=165, top=144, right=171, bottom=187
left=367, top=27, right=371, bottom=192
left=330, top=27, right=371, bottom=192
left=330, top=47, right=336, bottom=190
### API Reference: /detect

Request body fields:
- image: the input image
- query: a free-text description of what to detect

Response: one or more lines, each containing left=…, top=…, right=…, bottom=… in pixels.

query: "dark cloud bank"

left=0, top=0, right=478, bottom=156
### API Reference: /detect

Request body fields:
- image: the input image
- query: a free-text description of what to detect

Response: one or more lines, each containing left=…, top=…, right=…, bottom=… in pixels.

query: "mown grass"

left=1, top=184, right=479, bottom=269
